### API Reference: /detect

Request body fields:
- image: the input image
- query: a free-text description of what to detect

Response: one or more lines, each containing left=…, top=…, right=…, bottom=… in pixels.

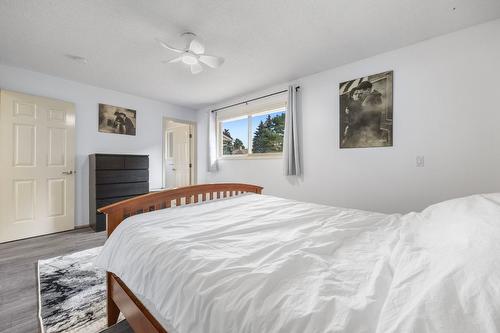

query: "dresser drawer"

left=95, top=155, right=124, bottom=169
left=124, top=156, right=148, bottom=169
left=95, top=169, right=148, bottom=184
left=96, top=182, right=149, bottom=199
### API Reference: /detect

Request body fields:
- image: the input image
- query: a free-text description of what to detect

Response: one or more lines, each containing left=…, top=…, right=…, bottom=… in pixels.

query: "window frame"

left=217, top=103, right=286, bottom=160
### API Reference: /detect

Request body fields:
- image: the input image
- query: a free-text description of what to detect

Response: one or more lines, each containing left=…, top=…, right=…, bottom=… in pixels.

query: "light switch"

left=416, top=156, right=425, bottom=167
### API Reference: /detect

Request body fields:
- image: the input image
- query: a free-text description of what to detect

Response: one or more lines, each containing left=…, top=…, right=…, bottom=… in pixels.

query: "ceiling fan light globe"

left=182, top=54, right=198, bottom=65
left=190, top=63, right=203, bottom=74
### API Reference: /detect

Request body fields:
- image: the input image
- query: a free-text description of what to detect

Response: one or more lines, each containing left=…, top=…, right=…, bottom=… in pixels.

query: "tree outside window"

left=252, top=112, right=285, bottom=153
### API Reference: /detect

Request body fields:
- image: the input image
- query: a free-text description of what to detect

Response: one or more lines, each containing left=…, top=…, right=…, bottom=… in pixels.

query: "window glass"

left=251, top=108, right=286, bottom=154
left=217, top=103, right=286, bottom=158
left=221, top=116, right=248, bottom=155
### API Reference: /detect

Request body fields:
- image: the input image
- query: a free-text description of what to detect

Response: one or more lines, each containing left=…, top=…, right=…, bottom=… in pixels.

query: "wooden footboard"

left=107, top=272, right=167, bottom=332
left=98, top=183, right=263, bottom=332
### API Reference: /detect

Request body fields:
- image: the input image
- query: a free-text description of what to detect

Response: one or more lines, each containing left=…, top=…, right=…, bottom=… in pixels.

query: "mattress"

left=96, top=193, right=500, bottom=333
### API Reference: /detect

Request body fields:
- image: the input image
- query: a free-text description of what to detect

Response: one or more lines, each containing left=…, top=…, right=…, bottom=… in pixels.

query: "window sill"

left=218, top=153, right=283, bottom=160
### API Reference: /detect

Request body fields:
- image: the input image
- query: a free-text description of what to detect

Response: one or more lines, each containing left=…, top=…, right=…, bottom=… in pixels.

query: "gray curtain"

left=283, top=85, right=301, bottom=176
left=207, top=111, right=218, bottom=172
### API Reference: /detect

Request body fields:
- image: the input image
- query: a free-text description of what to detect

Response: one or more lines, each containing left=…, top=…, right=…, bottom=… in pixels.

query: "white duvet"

left=96, top=193, right=500, bottom=333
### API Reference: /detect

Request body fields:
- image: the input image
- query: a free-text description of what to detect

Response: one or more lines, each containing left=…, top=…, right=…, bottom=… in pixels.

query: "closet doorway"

left=163, top=118, right=196, bottom=189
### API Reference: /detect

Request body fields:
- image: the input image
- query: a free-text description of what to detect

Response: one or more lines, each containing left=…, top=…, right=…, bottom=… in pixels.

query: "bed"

left=97, top=183, right=500, bottom=333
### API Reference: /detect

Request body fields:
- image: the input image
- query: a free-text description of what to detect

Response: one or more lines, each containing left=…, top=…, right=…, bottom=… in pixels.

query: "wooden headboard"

left=98, top=183, right=263, bottom=236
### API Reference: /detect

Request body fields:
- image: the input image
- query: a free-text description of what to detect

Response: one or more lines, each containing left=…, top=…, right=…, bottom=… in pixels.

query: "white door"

left=165, top=124, right=192, bottom=188
left=165, top=129, right=176, bottom=188
left=174, top=125, right=191, bottom=187
left=0, top=90, right=75, bottom=243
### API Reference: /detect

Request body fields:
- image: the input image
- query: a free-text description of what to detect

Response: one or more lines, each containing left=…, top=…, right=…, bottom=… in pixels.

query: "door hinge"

left=189, top=163, right=192, bottom=168
left=189, top=133, right=193, bottom=139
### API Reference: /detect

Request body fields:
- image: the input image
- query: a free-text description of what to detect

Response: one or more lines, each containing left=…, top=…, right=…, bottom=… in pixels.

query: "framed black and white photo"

left=339, top=71, right=393, bottom=148
left=98, top=103, right=136, bottom=136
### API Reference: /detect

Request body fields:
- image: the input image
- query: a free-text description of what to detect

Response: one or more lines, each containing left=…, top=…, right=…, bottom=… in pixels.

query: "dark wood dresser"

left=89, top=154, right=149, bottom=232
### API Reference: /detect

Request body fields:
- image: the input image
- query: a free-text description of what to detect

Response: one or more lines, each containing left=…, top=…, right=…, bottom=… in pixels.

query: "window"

left=218, top=103, right=286, bottom=158
left=221, top=116, right=249, bottom=155
left=251, top=109, right=285, bottom=154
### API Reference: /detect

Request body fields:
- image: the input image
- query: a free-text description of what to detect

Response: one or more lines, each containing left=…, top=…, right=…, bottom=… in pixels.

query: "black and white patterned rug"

left=38, top=246, right=110, bottom=333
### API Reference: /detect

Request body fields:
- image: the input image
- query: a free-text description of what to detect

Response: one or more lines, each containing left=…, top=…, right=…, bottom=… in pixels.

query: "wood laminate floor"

left=0, top=228, right=133, bottom=333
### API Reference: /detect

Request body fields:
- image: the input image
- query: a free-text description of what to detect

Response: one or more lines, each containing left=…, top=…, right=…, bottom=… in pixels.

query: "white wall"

left=197, top=19, right=500, bottom=214
left=0, top=64, right=197, bottom=226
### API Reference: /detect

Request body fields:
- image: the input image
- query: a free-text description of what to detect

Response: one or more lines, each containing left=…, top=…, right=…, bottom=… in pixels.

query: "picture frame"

left=339, top=71, right=393, bottom=148
left=98, top=103, right=136, bottom=136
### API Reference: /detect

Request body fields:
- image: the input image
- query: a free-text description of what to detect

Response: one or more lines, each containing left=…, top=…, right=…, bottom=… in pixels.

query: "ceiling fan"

left=157, top=32, right=224, bottom=74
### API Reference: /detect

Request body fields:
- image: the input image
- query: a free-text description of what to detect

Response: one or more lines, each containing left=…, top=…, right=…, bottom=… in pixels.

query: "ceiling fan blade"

left=199, top=55, right=224, bottom=68
left=156, top=38, right=183, bottom=53
left=190, top=62, right=203, bottom=74
left=189, top=38, right=205, bottom=55
left=161, top=56, right=183, bottom=64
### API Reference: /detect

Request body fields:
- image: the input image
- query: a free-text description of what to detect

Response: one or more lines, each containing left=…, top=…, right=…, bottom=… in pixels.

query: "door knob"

left=62, top=171, right=74, bottom=175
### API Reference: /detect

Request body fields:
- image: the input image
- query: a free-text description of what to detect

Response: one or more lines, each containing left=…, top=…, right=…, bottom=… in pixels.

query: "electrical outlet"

left=416, top=156, right=425, bottom=167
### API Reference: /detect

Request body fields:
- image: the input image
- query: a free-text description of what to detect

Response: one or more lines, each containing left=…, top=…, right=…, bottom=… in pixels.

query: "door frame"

left=162, top=117, right=197, bottom=189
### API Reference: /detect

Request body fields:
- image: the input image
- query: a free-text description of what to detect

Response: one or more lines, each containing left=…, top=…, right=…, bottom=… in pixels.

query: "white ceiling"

left=1, top=0, right=500, bottom=109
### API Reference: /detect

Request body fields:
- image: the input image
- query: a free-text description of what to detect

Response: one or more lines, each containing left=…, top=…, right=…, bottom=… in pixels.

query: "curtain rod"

left=211, top=86, right=300, bottom=113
